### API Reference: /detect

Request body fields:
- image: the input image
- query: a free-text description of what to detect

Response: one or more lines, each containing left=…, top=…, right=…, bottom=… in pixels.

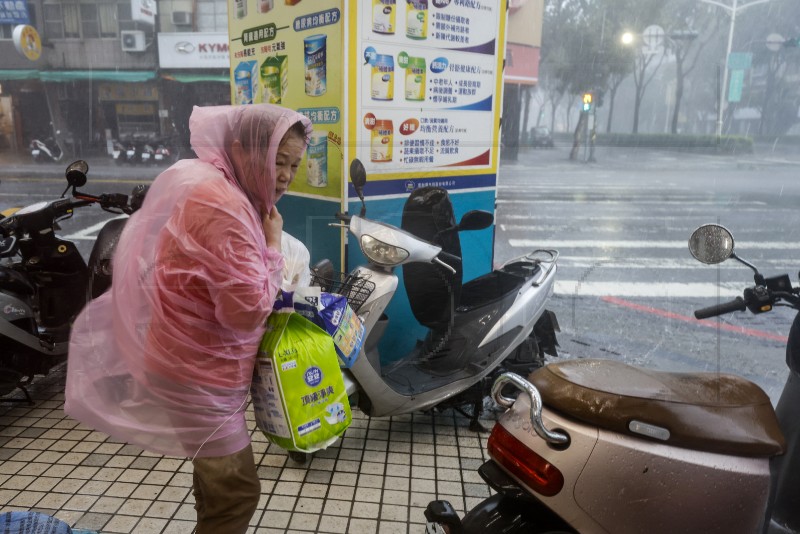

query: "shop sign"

left=99, top=83, right=159, bottom=101
left=12, top=24, right=41, bottom=61
left=0, top=0, right=29, bottom=24
left=131, top=0, right=156, bottom=25
left=116, top=103, right=157, bottom=116
left=158, top=33, right=230, bottom=69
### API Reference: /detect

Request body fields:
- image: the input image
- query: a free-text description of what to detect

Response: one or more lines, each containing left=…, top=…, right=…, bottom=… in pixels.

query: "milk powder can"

left=306, top=131, right=328, bottom=187
left=372, top=0, right=396, bottom=34
left=261, top=55, right=288, bottom=104
left=370, top=120, right=393, bottom=163
left=371, top=54, right=394, bottom=101
left=234, top=61, right=257, bottom=105
left=406, top=0, right=427, bottom=40
left=258, top=0, right=273, bottom=13
left=233, top=0, right=247, bottom=19
left=405, top=56, right=426, bottom=101
left=304, top=34, right=327, bottom=97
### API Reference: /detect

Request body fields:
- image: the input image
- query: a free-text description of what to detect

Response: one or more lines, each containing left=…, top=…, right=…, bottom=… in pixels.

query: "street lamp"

left=621, top=32, right=635, bottom=46
left=698, top=0, right=773, bottom=137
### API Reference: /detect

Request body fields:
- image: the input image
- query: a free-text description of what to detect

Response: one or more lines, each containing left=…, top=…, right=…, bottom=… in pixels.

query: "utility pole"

left=698, top=0, right=772, bottom=137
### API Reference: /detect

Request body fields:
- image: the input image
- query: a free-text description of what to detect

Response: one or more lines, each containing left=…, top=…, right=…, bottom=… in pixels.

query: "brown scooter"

left=426, top=223, right=800, bottom=534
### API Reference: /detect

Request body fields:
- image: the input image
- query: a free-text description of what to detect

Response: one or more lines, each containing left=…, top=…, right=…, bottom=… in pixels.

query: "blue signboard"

left=0, top=0, right=30, bottom=24
left=728, top=69, right=745, bottom=103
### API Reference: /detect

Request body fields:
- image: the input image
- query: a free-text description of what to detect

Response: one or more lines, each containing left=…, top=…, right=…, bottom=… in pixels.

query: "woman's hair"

left=283, top=120, right=311, bottom=146
left=239, top=117, right=309, bottom=151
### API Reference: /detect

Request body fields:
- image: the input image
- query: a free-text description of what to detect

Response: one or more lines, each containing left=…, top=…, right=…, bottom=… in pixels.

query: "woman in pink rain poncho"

left=66, top=104, right=312, bottom=533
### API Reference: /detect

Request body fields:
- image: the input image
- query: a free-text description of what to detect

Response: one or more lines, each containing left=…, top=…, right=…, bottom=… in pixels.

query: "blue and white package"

left=275, top=288, right=365, bottom=367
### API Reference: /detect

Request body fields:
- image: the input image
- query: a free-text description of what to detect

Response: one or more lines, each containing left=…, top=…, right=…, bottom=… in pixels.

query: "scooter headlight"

left=360, top=235, right=409, bottom=267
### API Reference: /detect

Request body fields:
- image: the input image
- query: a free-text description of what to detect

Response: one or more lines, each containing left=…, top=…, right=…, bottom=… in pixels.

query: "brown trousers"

left=192, top=443, right=261, bottom=534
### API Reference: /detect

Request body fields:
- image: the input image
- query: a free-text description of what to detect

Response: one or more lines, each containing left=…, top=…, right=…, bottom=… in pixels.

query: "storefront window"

left=80, top=3, right=118, bottom=39
left=44, top=3, right=80, bottom=39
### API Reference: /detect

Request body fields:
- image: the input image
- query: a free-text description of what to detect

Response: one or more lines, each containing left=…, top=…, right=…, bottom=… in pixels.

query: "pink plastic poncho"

left=66, top=105, right=312, bottom=458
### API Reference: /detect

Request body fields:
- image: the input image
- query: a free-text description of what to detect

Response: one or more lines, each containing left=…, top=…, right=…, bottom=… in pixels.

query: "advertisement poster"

left=350, top=0, right=503, bottom=183
left=228, top=0, right=344, bottom=199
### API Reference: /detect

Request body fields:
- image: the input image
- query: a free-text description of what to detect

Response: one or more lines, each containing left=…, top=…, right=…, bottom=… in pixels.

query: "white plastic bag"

left=281, top=231, right=311, bottom=292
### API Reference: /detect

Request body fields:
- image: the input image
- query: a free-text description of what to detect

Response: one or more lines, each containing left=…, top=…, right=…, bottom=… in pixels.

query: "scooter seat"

left=530, top=359, right=786, bottom=457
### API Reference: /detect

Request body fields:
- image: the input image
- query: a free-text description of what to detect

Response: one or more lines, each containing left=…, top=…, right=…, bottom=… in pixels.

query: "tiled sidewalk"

left=0, top=365, right=497, bottom=533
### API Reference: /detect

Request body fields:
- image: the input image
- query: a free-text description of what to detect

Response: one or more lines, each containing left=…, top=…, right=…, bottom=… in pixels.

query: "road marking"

left=497, top=198, right=768, bottom=206
left=602, top=296, right=788, bottom=342
left=64, top=215, right=127, bottom=240
left=553, top=256, right=792, bottom=269
left=0, top=193, right=56, bottom=198
left=511, top=239, right=800, bottom=250
left=556, top=281, right=742, bottom=298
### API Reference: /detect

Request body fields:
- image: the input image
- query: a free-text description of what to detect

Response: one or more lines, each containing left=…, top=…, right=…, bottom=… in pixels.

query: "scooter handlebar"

left=694, top=297, right=747, bottom=320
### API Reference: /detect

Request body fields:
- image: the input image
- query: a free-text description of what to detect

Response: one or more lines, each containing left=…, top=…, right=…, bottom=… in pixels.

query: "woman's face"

left=274, top=132, right=305, bottom=201
left=230, top=128, right=306, bottom=208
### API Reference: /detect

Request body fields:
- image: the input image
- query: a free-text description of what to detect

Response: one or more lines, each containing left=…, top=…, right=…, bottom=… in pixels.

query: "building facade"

left=0, top=0, right=231, bottom=156
left=0, top=0, right=542, bottom=158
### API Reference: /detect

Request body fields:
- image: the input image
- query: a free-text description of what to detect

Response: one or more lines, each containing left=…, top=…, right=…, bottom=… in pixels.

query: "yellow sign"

left=12, top=25, right=42, bottom=62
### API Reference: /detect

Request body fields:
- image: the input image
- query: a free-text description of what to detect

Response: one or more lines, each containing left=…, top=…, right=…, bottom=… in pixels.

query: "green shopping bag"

left=251, top=310, right=352, bottom=453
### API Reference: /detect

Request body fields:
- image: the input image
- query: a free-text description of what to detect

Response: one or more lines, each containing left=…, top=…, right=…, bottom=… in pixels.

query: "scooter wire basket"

left=310, top=271, right=375, bottom=313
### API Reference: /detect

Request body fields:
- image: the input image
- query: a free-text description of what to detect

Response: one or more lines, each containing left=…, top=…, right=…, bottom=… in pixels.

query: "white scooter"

left=314, top=160, right=560, bottom=433
left=29, top=135, right=64, bottom=163
left=426, top=223, right=799, bottom=534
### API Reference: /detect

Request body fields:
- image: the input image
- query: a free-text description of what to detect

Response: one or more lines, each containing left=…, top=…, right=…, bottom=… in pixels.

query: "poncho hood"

left=190, top=104, right=312, bottom=217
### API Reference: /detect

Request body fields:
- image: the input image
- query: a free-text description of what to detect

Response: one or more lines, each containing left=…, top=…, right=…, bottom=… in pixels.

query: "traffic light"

left=582, top=92, right=593, bottom=112
left=785, top=37, right=800, bottom=48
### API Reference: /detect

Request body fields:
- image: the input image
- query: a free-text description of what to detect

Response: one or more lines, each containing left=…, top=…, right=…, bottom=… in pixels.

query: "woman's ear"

left=231, top=138, right=244, bottom=162
left=230, top=138, right=245, bottom=177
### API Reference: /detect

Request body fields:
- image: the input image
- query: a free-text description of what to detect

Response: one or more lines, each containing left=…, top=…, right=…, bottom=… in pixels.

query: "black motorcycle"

left=0, top=160, right=147, bottom=403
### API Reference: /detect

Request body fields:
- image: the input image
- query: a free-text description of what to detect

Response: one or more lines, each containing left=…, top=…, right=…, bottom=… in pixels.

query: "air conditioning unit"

left=171, top=11, right=193, bottom=26
left=120, top=30, right=146, bottom=52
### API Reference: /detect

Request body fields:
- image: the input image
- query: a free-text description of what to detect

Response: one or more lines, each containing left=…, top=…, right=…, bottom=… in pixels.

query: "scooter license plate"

left=126, top=150, right=135, bottom=157
left=31, top=150, right=40, bottom=156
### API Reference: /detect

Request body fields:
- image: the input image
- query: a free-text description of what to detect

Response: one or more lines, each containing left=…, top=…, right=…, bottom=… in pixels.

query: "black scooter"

left=0, top=160, right=147, bottom=403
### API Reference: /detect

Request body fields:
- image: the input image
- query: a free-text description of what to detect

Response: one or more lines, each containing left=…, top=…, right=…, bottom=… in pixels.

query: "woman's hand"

left=262, top=205, right=283, bottom=250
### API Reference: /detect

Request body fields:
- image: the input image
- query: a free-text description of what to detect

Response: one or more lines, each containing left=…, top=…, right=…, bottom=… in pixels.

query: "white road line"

left=555, top=281, right=742, bottom=298
left=510, top=239, right=800, bottom=250
left=497, top=184, right=677, bottom=191
left=64, top=215, right=127, bottom=240
left=0, top=193, right=54, bottom=198
left=553, top=257, right=792, bottom=269
left=497, top=199, right=768, bottom=206
left=500, top=224, right=722, bottom=233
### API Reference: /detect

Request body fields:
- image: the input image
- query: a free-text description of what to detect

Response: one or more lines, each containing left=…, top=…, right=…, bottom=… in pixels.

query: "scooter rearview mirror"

left=457, top=210, right=494, bottom=232
left=349, top=159, right=367, bottom=217
left=688, top=223, right=734, bottom=265
left=65, top=160, right=89, bottom=188
left=349, top=159, right=367, bottom=199
left=62, top=160, right=89, bottom=197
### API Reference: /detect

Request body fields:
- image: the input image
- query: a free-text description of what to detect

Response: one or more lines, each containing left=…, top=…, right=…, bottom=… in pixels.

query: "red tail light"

left=488, top=423, right=564, bottom=497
